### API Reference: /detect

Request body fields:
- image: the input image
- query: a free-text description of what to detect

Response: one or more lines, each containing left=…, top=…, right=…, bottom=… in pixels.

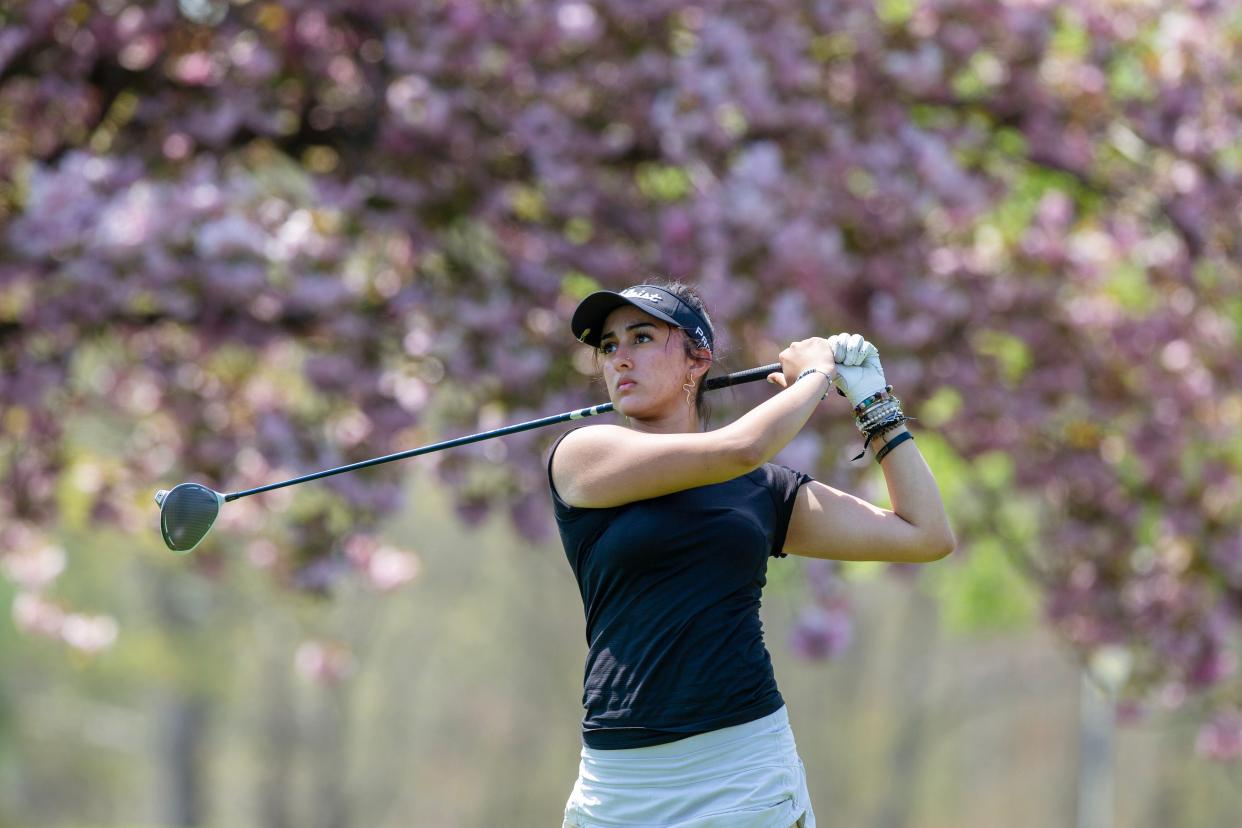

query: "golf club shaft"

left=224, top=362, right=783, bottom=502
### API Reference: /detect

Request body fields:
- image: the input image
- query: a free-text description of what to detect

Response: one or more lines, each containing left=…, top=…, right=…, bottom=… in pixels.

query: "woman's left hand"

left=827, top=333, right=887, bottom=407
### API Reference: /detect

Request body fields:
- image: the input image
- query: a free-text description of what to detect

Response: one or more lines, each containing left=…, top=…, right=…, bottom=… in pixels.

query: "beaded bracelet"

left=796, top=367, right=834, bottom=401
left=857, top=400, right=901, bottom=430
left=858, top=393, right=897, bottom=412
left=852, top=386, right=895, bottom=415
left=856, top=401, right=902, bottom=433
left=855, top=391, right=898, bottom=420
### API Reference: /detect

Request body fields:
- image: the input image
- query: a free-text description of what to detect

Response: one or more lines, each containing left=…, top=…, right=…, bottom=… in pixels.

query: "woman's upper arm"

left=550, top=424, right=755, bottom=508
left=783, top=480, right=950, bottom=563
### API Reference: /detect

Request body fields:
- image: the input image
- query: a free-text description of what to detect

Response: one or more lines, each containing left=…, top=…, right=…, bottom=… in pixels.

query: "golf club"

left=155, top=362, right=783, bottom=553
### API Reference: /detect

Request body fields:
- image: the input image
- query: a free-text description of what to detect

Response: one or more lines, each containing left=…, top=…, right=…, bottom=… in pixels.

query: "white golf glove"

left=827, top=333, right=887, bottom=408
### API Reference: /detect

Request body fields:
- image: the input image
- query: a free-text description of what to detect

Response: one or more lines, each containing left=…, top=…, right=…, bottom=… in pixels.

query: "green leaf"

left=876, top=0, right=916, bottom=26
left=972, top=329, right=1033, bottom=386
left=1051, top=10, right=1090, bottom=59
left=809, top=33, right=855, bottom=63
left=1103, top=261, right=1157, bottom=315
left=840, top=560, right=885, bottom=580
left=904, top=431, right=972, bottom=510
left=508, top=184, right=546, bottom=222
left=974, top=451, right=1014, bottom=490
left=564, top=216, right=593, bottom=245
left=994, top=127, right=1028, bottom=158
left=561, top=271, right=601, bottom=300
left=932, top=538, right=1039, bottom=634
left=845, top=167, right=877, bottom=199
left=636, top=163, right=692, bottom=202
left=1108, top=51, right=1154, bottom=102
left=951, top=51, right=1005, bottom=99
left=918, top=387, right=962, bottom=429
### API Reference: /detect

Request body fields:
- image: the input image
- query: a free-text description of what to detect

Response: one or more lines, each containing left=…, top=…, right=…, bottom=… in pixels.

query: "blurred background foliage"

left=1, top=0, right=1241, bottom=825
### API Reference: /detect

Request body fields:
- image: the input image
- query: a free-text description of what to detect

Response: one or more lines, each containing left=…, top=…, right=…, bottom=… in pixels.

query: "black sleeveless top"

left=546, top=429, right=813, bottom=749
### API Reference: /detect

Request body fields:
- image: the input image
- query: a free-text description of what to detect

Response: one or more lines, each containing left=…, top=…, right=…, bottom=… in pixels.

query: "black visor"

left=571, top=285, right=714, bottom=352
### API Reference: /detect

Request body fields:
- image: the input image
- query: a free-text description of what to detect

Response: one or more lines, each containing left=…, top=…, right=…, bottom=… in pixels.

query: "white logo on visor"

left=620, top=288, right=663, bottom=302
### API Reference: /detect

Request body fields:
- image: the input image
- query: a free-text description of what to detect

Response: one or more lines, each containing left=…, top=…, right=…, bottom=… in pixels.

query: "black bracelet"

left=875, top=430, right=914, bottom=464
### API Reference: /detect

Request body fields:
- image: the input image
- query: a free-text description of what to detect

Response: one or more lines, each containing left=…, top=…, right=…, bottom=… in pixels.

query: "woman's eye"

left=600, top=333, right=651, bottom=355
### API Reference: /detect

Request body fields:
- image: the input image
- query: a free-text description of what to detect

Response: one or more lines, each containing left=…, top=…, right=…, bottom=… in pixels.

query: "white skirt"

left=562, top=705, right=815, bottom=828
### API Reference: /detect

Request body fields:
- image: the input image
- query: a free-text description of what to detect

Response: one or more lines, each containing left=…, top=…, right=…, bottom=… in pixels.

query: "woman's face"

left=598, top=304, right=694, bottom=418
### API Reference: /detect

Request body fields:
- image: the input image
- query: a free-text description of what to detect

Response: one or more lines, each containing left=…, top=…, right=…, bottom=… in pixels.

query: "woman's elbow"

left=724, top=430, right=766, bottom=475
left=921, top=528, right=956, bottom=562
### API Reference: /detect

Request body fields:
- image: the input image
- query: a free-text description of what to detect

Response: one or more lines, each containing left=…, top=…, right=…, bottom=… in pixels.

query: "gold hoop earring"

left=683, top=372, right=696, bottom=407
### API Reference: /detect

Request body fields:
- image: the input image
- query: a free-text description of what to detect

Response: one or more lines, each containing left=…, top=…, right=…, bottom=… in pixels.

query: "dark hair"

left=657, top=278, right=716, bottom=425
left=590, top=276, right=720, bottom=427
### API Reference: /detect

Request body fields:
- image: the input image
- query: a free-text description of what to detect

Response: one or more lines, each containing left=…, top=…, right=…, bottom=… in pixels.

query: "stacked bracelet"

left=796, top=367, right=834, bottom=401
left=851, top=388, right=916, bottom=462
left=857, top=398, right=901, bottom=429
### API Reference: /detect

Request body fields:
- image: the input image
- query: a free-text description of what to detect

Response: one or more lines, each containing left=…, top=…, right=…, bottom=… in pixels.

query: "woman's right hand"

left=767, top=337, right=838, bottom=389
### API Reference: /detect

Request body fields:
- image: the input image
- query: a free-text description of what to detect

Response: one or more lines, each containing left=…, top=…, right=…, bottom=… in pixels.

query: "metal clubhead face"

left=156, top=483, right=224, bottom=554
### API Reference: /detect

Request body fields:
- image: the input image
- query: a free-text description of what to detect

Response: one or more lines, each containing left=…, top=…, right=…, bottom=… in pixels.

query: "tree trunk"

left=310, top=684, right=349, bottom=828
left=872, top=584, right=939, bottom=828
left=256, top=640, right=297, bottom=828
left=158, top=693, right=207, bottom=827
left=150, top=569, right=212, bottom=828
left=1076, top=673, right=1115, bottom=828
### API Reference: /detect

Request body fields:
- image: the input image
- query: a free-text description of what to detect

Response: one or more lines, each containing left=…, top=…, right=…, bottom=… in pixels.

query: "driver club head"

left=155, top=483, right=225, bottom=554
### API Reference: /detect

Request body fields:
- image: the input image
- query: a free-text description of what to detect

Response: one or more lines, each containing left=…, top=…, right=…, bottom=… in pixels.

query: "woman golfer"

left=548, top=281, right=954, bottom=827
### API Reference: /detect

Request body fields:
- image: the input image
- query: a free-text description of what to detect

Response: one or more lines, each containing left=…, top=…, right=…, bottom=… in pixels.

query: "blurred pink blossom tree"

left=1, top=0, right=1240, bottom=753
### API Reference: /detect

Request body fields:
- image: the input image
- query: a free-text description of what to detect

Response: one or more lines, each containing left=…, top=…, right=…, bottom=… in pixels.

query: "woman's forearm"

left=871, top=425, right=955, bottom=557
left=722, top=372, right=832, bottom=469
